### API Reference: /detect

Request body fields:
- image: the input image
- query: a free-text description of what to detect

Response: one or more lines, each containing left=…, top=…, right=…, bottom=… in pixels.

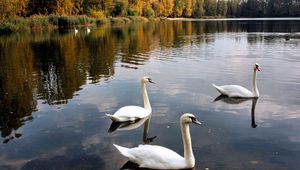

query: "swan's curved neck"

left=141, top=81, right=151, bottom=111
left=181, top=122, right=195, bottom=168
left=252, top=69, right=259, bottom=97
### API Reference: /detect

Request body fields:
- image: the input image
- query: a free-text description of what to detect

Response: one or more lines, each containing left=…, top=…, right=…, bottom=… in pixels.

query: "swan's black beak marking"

left=148, top=78, right=155, bottom=84
left=255, top=64, right=261, bottom=71
left=191, top=117, right=202, bottom=125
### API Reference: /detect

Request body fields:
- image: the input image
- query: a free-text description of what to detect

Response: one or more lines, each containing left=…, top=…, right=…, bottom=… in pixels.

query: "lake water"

left=0, top=19, right=300, bottom=170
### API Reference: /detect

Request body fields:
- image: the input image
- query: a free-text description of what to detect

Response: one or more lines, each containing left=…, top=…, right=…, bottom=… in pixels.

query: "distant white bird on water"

left=106, top=76, right=154, bottom=122
left=212, top=63, right=261, bottom=98
left=86, top=27, right=90, bottom=34
left=74, top=28, right=78, bottom=34
left=113, top=113, right=201, bottom=169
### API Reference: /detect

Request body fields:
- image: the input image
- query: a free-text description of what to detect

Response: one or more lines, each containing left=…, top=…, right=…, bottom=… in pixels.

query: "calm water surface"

left=0, top=19, right=300, bottom=170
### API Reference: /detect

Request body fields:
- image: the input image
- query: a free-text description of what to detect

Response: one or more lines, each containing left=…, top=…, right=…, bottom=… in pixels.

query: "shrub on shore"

left=109, top=16, right=149, bottom=25
left=0, top=15, right=150, bottom=35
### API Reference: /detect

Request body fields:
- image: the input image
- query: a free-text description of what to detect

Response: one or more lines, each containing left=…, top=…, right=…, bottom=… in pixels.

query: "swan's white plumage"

left=106, top=106, right=150, bottom=122
left=212, top=84, right=253, bottom=98
left=114, top=144, right=186, bottom=169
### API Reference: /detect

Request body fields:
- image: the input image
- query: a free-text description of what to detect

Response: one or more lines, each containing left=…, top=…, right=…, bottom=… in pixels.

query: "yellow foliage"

left=91, top=10, right=106, bottom=19
left=0, top=0, right=29, bottom=20
left=56, top=0, right=74, bottom=15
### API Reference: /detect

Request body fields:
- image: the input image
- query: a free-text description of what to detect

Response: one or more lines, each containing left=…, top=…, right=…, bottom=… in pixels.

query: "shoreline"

left=167, top=17, right=300, bottom=21
left=1, top=16, right=300, bottom=35
left=0, top=16, right=150, bottom=35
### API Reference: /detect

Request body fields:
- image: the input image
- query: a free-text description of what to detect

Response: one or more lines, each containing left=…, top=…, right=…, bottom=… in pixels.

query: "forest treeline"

left=1, top=0, right=300, bottom=21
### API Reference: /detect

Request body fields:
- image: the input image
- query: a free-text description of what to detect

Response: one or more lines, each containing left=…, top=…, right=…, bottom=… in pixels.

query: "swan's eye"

left=189, top=116, right=202, bottom=125
left=190, top=117, right=196, bottom=122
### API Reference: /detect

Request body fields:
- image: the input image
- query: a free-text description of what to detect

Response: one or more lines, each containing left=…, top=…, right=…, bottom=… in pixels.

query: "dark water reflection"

left=214, top=96, right=258, bottom=128
left=0, top=19, right=300, bottom=169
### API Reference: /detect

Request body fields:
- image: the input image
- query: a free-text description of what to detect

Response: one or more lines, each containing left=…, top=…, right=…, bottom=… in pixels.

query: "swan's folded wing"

left=218, top=85, right=253, bottom=98
left=114, top=106, right=150, bottom=118
left=127, top=145, right=186, bottom=169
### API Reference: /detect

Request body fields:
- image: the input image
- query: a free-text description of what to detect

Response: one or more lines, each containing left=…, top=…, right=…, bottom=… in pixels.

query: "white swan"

left=86, top=27, right=90, bottom=34
left=113, top=113, right=201, bottom=169
left=212, top=63, right=260, bottom=98
left=106, top=76, right=154, bottom=122
left=74, top=28, right=78, bottom=34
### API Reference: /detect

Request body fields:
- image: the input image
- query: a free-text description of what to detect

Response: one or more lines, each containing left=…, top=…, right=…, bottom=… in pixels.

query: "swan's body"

left=212, top=63, right=260, bottom=98
left=106, top=77, right=154, bottom=122
left=113, top=113, right=201, bottom=169
left=86, top=27, right=90, bottom=33
left=106, top=106, right=149, bottom=122
left=212, top=84, right=255, bottom=98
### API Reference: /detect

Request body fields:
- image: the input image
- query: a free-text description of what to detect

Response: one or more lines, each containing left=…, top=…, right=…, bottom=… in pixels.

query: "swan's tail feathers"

left=113, top=144, right=131, bottom=158
left=106, top=113, right=122, bottom=122
left=106, top=114, right=137, bottom=122
left=212, top=83, right=219, bottom=89
left=212, top=83, right=223, bottom=94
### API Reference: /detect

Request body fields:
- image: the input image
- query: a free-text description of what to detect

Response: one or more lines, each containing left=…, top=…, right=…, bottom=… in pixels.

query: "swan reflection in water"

left=120, top=161, right=196, bottom=170
left=108, top=114, right=156, bottom=144
left=214, top=95, right=258, bottom=128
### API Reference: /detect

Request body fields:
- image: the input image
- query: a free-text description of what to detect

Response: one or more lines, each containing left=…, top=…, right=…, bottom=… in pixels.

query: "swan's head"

left=181, top=113, right=202, bottom=125
left=142, top=76, right=155, bottom=84
left=254, top=63, right=260, bottom=71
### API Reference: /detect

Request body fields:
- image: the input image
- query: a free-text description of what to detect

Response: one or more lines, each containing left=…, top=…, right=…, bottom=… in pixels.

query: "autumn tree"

left=55, top=0, right=74, bottom=15
left=0, top=0, right=29, bottom=20
left=2, top=0, right=300, bottom=21
left=217, top=0, right=227, bottom=16
left=184, top=0, right=194, bottom=17
left=227, top=0, right=239, bottom=17
left=128, top=0, right=143, bottom=16
left=193, top=0, right=205, bottom=17
left=83, top=0, right=103, bottom=15
left=205, top=0, right=217, bottom=16
left=142, top=0, right=155, bottom=17
left=173, top=0, right=185, bottom=17
left=73, top=0, right=84, bottom=14
left=165, top=0, right=175, bottom=17
left=153, top=1, right=164, bottom=16
left=153, top=0, right=175, bottom=17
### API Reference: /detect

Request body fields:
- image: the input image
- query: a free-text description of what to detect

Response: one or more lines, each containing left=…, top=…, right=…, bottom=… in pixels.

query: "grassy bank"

left=0, top=15, right=225, bottom=35
left=0, top=15, right=152, bottom=35
left=0, top=15, right=105, bottom=34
